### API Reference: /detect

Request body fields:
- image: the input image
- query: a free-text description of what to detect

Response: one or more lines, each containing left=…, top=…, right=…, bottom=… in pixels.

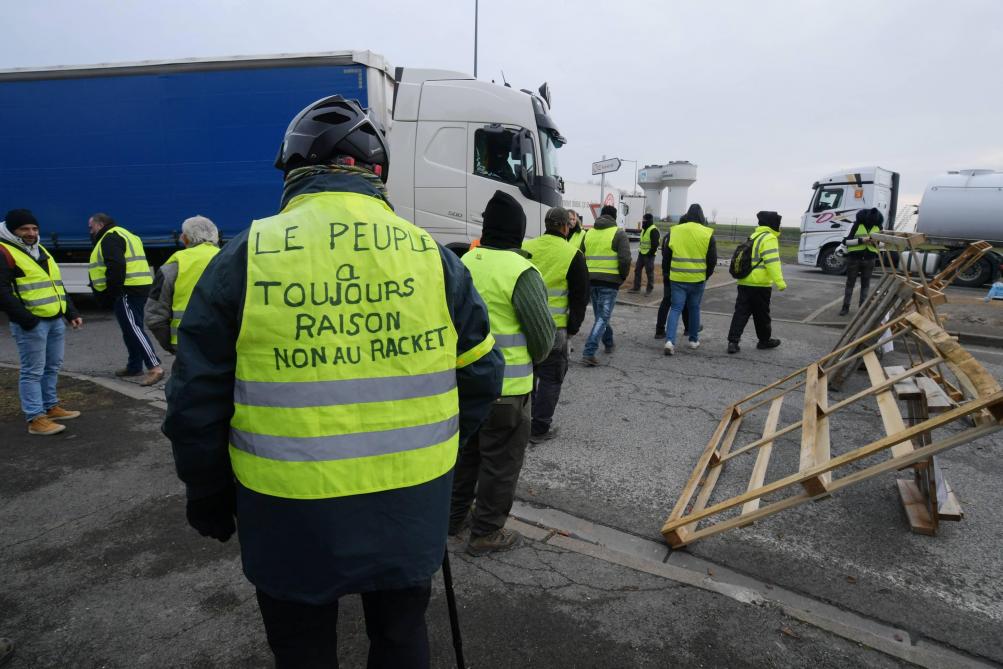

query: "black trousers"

left=449, top=394, right=530, bottom=537
left=843, top=254, right=876, bottom=309
left=632, top=253, right=655, bottom=290
left=727, top=285, right=773, bottom=344
left=531, top=333, right=569, bottom=435
left=656, top=277, right=690, bottom=334
left=256, top=584, right=431, bottom=669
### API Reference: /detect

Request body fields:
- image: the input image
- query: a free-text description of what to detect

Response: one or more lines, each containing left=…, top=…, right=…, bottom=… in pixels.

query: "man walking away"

left=663, top=204, right=716, bottom=355
left=726, top=211, right=786, bottom=354
left=145, top=215, right=220, bottom=353
left=164, top=96, right=503, bottom=667
left=628, top=213, right=659, bottom=294
left=1, top=210, right=83, bottom=435
left=840, top=207, right=882, bottom=316
left=88, top=212, right=164, bottom=386
left=451, top=190, right=555, bottom=555
left=523, top=206, right=589, bottom=443
left=581, top=205, right=631, bottom=365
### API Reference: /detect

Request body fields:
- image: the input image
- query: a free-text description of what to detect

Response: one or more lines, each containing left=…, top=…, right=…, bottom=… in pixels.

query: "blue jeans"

left=583, top=286, right=618, bottom=357
left=10, top=318, right=66, bottom=421
left=665, top=281, right=706, bottom=345
left=113, top=294, right=161, bottom=372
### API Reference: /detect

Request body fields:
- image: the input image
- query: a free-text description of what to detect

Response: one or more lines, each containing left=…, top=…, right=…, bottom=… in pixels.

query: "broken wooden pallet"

left=661, top=312, right=1003, bottom=549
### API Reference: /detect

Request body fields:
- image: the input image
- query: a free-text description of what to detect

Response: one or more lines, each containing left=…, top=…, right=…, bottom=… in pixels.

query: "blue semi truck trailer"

left=0, top=50, right=566, bottom=292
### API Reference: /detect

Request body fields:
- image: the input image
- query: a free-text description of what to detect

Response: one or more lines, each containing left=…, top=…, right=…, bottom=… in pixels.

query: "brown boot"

left=140, top=368, right=165, bottom=387
left=46, top=406, right=81, bottom=420
left=28, top=416, right=67, bottom=436
left=466, top=528, right=521, bottom=557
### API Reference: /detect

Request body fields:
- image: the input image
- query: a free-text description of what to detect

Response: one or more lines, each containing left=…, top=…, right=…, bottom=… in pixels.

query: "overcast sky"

left=2, top=0, right=1001, bottom=226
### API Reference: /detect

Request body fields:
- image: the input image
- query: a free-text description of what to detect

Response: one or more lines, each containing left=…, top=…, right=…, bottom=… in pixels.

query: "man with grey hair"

left=145, top=215, right=220, bottom=353
left=522, top=206, right=589, bottom=442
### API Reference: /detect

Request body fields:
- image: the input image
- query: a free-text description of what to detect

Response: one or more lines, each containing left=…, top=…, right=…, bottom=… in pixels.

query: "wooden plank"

left=740, top=397, right=785, bottom=520
left=937, top=478, right=964, bottom=521
left=799, top=364, right=829, bottom=496
left=885, top=365, right=923, bottom=400
left=896, top=479, right=937, bottom=535
left=681, top=417, right=744, bottom=535
left=815, top=371, right=832, bottom=490
left=915, top=376, right=953, bottom=413
left=862, top=351, right=915, bottom=459
left=666, top=407, right=737, bottom=522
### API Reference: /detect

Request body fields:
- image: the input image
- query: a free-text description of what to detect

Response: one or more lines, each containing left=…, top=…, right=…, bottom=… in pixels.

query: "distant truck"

left=0, top=51, right=566, bottom=292
left=560, top=181, right=645, bottom=237
left=797, top=166, right=1002, bottom=286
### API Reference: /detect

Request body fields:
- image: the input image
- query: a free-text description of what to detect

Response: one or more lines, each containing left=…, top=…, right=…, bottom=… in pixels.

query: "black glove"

left=186, top=487, right=236, bottom=543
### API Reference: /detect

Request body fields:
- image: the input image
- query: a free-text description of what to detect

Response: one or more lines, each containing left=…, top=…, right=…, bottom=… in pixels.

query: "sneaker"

left=140, top=368, right=165, bottom=387
left=115, top=368, right=143, bottom=378
left=663, top=341, right=675, bottom=356
left=757, top=338, right=781, bottom=350
left=727, top=341, right=740, bottom=354
left=582, top=355, right=600, bottom=367
left=838, top=307, right=849, bottom=316
left=467, top=528, right=521, bottom=557
left=28, top=416, right=66, bottom=436
left=687, top=340, right=700, bottom=350
left=46, top=406, right=81, bottom=420
left=529, top=427, right=559, bottom=444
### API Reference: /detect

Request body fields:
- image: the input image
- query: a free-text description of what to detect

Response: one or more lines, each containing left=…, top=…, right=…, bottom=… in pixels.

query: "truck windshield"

left=540, top=129, right=562, bottom=178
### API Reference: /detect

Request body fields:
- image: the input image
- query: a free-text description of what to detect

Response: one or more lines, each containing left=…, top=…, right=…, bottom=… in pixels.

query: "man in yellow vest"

left=144, top=215, right=220, bottom=353
left=628, top=213, right=660, bottom=294
left=580, top=204, right=631, bottom=365
left=726, top=211, right=786, bottom=354
left=450, top=190, right=555, bottom=555
left=164, top=96, right=502, bottom=666
left=522, top=206, right=589, bottom=442
left=663, top=204, right=717, bottom=355
left=840, top=207, right=883, bottom=316
left=87, top=212, right=164, bottom=386
left=1, top=209, right=84, bottom=435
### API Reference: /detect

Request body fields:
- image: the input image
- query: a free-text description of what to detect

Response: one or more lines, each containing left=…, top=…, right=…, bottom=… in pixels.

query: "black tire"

left=953, top=256, right=993, bottom=287
left=818, top=244, right=847, bottom=275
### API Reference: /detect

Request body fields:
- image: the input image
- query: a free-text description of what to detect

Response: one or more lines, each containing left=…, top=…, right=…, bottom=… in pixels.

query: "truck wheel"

left=818, top=245, right=847, bottom=275
left=953, top=257, right=993, bottom=287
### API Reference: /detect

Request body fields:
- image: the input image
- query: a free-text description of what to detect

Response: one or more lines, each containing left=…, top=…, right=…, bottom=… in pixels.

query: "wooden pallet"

left=661, top=312, right=1003, bottom=548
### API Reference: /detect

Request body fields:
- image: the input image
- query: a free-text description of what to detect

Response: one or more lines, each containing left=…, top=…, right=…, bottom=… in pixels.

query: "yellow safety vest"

left=522, top=233, right=578, bottom=329
left=230, top=190, right=486, bottom=500
left=163, top=242, right=220, bottom=345
left=569, top=228, right=584, bottom=251
left=462, top=246, right=536, bottom=396
left=1, top=242, right=66, bottom=318
left=846, top=223, right=881, bottom=254
left=88, top=226, right=153, bottom=291
left=668, top=222, right=714, bottom=283
left=583, top=226, right=619, bottom=279
left=737, top=226, right=785, bottom=288
left=639, top=225, right=655, bottom=255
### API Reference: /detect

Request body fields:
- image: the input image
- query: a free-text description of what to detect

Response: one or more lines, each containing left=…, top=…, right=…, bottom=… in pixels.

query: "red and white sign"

left=603, top=193, right=615, bottom=207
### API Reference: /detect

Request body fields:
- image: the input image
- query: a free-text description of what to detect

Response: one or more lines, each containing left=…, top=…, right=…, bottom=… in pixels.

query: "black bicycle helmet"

left=274, top=95, right=389, bottom=181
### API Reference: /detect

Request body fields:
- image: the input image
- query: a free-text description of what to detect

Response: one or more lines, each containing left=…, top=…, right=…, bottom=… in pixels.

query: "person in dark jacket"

left=655, top=205, right=714, bottom=338
left=580, top=205, right=632, bottom=365
left=1, top=209, right=83, bottom=435
left=163, top=96, right=503, bottom=668
left=661, top=204, right=717, bottom=355
left=628, top=213, right=660, bottom=294
left=840, top=207, right=883, bottom=316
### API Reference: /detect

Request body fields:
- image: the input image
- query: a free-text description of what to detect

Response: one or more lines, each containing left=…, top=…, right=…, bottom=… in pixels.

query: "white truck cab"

left=387, top=69, right=565, bottom=252
left=797, top=166, right=899, bottom=274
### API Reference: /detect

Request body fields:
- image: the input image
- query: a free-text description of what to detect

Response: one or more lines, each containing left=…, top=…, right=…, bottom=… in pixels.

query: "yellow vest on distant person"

left=639, top=225, right=655, bottom=255
left=668, top=222, right=713, bottom=283
left=88, top=227, right=153, bottom=292
left=583, top=226, right=619, bottom=279
left=522, top=234, right=578, bottom=329
left=1, top=242, right=66, bottom=318
left=163, top=242, right=219, bottom=345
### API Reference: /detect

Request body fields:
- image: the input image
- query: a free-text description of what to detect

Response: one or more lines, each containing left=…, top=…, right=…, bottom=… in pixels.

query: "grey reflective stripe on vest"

left=493, top=333, right=528, bottom=348
left=586, top=255, right=616, bottom=261
left=503, top=362, right=533, bottom=378
left=17, top=279, right=63, bottom=291
left=235, top=369, right=457, bottom=409
left=88, top=263, right=101, bottom=269
left=230, top=414, right=459, bottom=462
left=669, top=267, right=705, bottom=273
left=549, top=305, right=568, bottom=315
left=22, top=294, right=62, bottom=307
left=172, top=310, right=185, bottom=320
left=125, top=271, right=151, bottom=279
left=547, top=289, right=568, bottom=297
left=671, top=256, right=705, bottom=263
left=92, top=279, right=107, bottom=286
left=125, top=255, right=146, bottom=262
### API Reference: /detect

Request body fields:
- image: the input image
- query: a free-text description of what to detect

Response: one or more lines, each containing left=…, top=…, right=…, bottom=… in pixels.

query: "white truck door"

left=798, top=184, right=852, bottom=271
left=466, top=123, right=543, bottom=242
left=412, top=121, right=468, bottom=246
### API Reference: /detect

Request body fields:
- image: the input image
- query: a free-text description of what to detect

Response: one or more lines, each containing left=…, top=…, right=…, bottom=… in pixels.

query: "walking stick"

left=441, top=550, right=466, bottom=669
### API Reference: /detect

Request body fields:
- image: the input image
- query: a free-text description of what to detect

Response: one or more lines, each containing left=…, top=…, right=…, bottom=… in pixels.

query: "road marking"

left=802, top=296, right=845, bottom=323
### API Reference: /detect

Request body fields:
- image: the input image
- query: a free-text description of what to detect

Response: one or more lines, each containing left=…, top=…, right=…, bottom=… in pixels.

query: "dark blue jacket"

left=163, top=173, right=503, bottom=603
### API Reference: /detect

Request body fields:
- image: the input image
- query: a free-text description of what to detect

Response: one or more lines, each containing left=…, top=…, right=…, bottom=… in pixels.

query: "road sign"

left=603, top=193, right=615, bottom=207
left=592, top=158, right=621, bottom=175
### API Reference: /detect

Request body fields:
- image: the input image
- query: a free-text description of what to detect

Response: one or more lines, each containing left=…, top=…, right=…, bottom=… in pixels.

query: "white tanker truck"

left=798, top=167, right=1003, bottom=286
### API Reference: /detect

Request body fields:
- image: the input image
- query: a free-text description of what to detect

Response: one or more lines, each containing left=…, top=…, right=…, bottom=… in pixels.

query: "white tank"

left=916, top=169, right=1003, bottom=244
left=637, top=161, right=697, bottom=220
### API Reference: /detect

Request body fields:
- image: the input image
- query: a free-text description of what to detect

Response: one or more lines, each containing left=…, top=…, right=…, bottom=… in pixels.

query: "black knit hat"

left=481, top=190, right=527, bottom=248
left=757, top=211, right=782, bottom=232
left=4, top=209, right=38, bottom=233
left=680, top=204, right=706, bottom=224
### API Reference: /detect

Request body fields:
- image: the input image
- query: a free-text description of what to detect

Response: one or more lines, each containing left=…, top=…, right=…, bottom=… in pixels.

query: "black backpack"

left=728, top=232, right=770, bottom=279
